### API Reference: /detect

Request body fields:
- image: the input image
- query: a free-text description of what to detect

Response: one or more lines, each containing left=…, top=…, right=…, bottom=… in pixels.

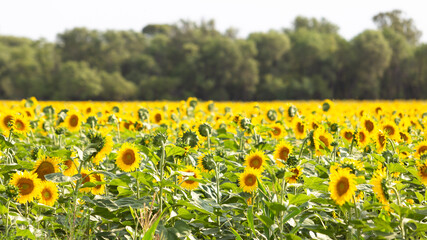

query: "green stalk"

left=159, top=143, right=166, bottom=212
left=349, top=138, right=355, bottom=155
left=298, top=137, right=309, bottom=160
left=215, top=162, right=221, bottom=229
left=391, top=186, right=405, bottom=239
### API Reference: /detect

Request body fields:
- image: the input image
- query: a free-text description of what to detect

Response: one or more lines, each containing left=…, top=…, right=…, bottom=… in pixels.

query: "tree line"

left=1, top=10, right=426, bottom=101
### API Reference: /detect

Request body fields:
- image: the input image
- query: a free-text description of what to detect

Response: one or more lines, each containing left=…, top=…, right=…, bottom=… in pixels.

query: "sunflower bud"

left=287, top=155, right=299, bottom=167
left=182, top=130, right=199, bottom=148
left=153, top=132, right=168, bottom=147
left=5, top=184, right=19, bottom=199
left=198, top=123, right=212, bottom=137
left=239, top=118, right=251, bottom=130
left=112, top=106, right=119, bottom=113
left=55, top=127, right=67, bottom=135
left=138, top=108, right=149, bottom=121
left=208, top=102, right=215, bottom=112
left=267, top=109, right=277, bottom=122
left=108, top=114, right=118, bottom=124
left=322, top=100, right=332, bottom=112
left=86, top=116, right=97, bottom=128
left=330, top=123, right=338, bottom=133
left=43, top=105, right=55, bottom=120
left=288, top=105, right=298, bottom=118
left=276, top=169, right=285, bottom=179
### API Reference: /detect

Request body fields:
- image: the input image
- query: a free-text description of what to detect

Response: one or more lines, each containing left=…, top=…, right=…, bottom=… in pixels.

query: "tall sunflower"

left=239, top=168, right=259, bottom=193
left=356, top=129, right=369, bottom=148
left=361, top=116, right=376, bottom=136
left=415, top=141, right=427, bottom=159
left=65, top=111, right=81, bottom=132
left=90, top=135, right=113, bottom=165
left=328, top=167, right=357, bottom=206
left=244, top=150, right=267, bottom=173
left=10, top=171, right=42, bottom=204
left=376, top=131, right=387, bottom=153
left=286, top=166, right=303, bottom=184
left=38, top=181, right=58, bottom=206
left=91, top=173, right=105, bottom=195
left=313, top=127, right=333, bottom=156
left=341, top=128, right=354, bottom=143
left=293, top=118, right=306, bottom=139
left=32, top=156, right=61, bottom=181
left=179, top=165, right=201, bottom=190
left=116, top=142, right=141, bottom=172
left=274, top=141, right=293, bottom=168
left=270, top=123, right=286, bottom=140
left=370, top=167, right=390, bottom=210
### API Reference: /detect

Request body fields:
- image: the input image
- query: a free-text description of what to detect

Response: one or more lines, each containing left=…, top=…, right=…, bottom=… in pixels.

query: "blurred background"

left=0, top=0, right=426, bottom=101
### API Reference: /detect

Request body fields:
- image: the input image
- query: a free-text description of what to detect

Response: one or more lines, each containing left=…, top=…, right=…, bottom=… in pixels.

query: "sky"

left=0, top=0, right=426, bottom=42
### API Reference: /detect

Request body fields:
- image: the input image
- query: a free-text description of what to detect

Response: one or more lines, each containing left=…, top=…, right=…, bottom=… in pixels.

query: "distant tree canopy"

left=0, top=10, right=425, bottom=100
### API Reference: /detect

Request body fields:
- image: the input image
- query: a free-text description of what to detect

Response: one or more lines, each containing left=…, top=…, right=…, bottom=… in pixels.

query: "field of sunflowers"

left=1, top=97, right=427, bottom=239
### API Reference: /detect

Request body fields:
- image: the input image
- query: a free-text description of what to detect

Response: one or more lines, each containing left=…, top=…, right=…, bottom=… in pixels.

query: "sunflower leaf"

left=44, top=172, right=73, bottom=183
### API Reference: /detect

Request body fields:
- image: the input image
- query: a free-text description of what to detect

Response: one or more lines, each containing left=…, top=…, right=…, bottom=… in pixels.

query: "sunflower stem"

left=215, top=161, right=221, bottom=229
left=349, top=138, right=355, bottom=155
left=391, top=186, right=405, bottom=239
left=388, top=138, right=396, bottom=153
left=159, top=142, right=166, bottom=212
left=352, top=195, right=361, bottom=240
left=298, top=137, right=309, bottom=160
left=239, top=135, right=244, bottom=151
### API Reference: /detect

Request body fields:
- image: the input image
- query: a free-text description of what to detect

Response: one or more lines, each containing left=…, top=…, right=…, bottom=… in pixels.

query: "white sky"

left=0, top=0, right=426, bottom=42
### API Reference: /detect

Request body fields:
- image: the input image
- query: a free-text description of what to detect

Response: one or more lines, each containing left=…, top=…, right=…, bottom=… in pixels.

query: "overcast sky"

left=1, top=0, right=426, bottom=42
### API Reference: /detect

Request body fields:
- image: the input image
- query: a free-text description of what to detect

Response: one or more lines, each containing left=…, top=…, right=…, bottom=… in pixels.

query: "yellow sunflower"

left=63, top=157, right=79, bottom=177
left=244, top=150, right=267, bottom=173
left=416, top=161, right=427, bottom=185
left=293, top=118, right=306, bottom=139
left=371, top=167, right=390, bottom=210
left=79, top=169, right=94, bottom=193
left=273, top=141, right=293, bottom=168
left=328, top=167, right=357, bottom=206
left=376, top=131, right=387, bottom=153
left=356, top=129, right=369, bottom=148
left=0, top=112, right=14, bottom=133
left=381, top=120, right=398, bottom=140
left=32, top=156, right=61, bottom=181
left=12, top=114, right=30, bottom=135
left=92, top=135, right=113, bottom=165
left=65, top=111, right=81, bottom=132
left=151, top=110, right=164, bottom=125
left=398, top=131, right=411, bottom=144
left=38, top=181, right=58, bottom=206
left=116, top=142, right=141, bottom=172
left=361, top=116, right=376, bottom=136
left=10, top=171, right=42, bottom=204
left=239, top=168, right=259, bottom=193
left=91, top=173, right=105, bottom=195
left=286, top=166, right=303, bottom=184
left=415, top=141, right=427, bottom=159
left=313, top=127, right=333, bottom=156
left=270, top=123, right=286, bottom=139
left=341, top=128, right=354, bottom=142
left=179, top=165, right=201, bottom=190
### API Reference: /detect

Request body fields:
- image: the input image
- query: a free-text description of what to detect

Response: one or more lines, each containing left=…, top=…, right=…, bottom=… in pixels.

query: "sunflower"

left=65, top=111, right=81, bottom=132
left=63, top=157, right=79, bottom=177
left=338, top=158, right=365, bottom=174
left=371, top=167, right=390, bottom=210
left=116, top=142, right=141, bottom=172
left=244, top=150, right=267, bottom=173
left=32, top=156, right=61, bottom=181
left=151, top=110, right=164, bottom=124
left=361, top=116, right=376, bottom=136
left=179, top=165, right=201, bottom=190
left=38, top=181, right=58, bottom=206
left=12, top=114, right=30, bottom=135
left=91, top=135, right=113, bottom=165
left=274, top=141, right=293, bottom=168
left=356, top=129, right=369, bottom=148
left=0, top=112, right=14, bottom=132
left=270, top=123, right=285, bottom=139
left=328, top=167, right=357, bottom=206
left=10, top=171, right=42, bottom=204
left=286, top=166, right=302, bottom=184
left=79, top=169, right=94, bottom=193
left=239, top=168, right=259, bottom=193
left=313, top=127, right=333, bottom=156
left=341, top=128, right=354, bottom=142
left=415, top=141, right=427, bottom=159
left=376, top=131, right=387, bottom=153
left=398, top=131, right=411, bottom=144
left=293, top=118, right=306, bottom=139
left=197, top=154, right=215, bottom=173
left=91, top=173, right=105, bottom=195
left=381, top=120, right=398, bottom=140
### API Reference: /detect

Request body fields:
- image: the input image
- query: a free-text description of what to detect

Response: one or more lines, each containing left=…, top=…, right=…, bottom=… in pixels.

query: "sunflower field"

left=1, top=97, right=427, bottom=240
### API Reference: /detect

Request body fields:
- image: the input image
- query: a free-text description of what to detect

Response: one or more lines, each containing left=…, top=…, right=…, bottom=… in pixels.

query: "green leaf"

left=389, top=163, right=407, bottom=173
left=283, top=207, right=302, bottom=223
left=229, top=227, right=243, bottom=240
left=257, top=214, right=274, bottom=228
left=142, top=208, right=165, bottom=240
left=45, top=172, right=75, bottom=183
left=247, top=206, right=257, bottom=236
left=166, top=145, right=186, bottom=157
left=415, top=191, right=424, bottom=203
left=0, top=134, right=14, bottom=150
left=289, top=194, right=313, bottom=206
left=303, top=176, right=328, bottom=192
left=16, top=228, right=35, bottom=240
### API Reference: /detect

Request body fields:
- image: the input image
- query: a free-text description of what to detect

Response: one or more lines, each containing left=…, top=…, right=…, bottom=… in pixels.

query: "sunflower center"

left=17, top=178, right=34, bottom=195
left=64, top=160, right=73, bottom=170
left=297, top=122, right=304, bottom=133
left=123, top=149, right=136, bottom=165
left=154, top=113, right=162, bottom=123
left=4, top=115, right=13, bottom=128
left=244, top=174, right=256, bottom=186
left=69, top=115, right=79, bottom=127
left=418, top=146, right=427, bottom=156
left=384, top=125, right=395, bottom=135
left=378, top=134, right=386, bottom=147
left=365, top=121, right=374, bottom=132
left=272, top=127, right=281, bottom=136
left=81, top=173, right=90, bottom=184
left=35, top=162, right=55, bottom=181
left=399, top=132, right=408, bottom=142
left=249, top=156, right=262, bottom=169
left=184, top=171, right=196, bottom=184
left=319, top=136, right=329, bottom=150
left=359, top=132, right=365, bottom=142
left=15, top=120, right=24, bottom=130
left=93, top=174, right=102, bottom=189
left=279, top=147, right=290, bottom=161
left=344, top=132, right=352, bottom=140
left=86, top=107, right=92, bottom=114
left=42, top=189, right=52, bottom=200
left=336, top=177, right=349, bottom=196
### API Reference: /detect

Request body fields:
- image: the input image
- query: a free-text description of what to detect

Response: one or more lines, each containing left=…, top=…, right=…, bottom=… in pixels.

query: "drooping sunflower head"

left=10, top=171, right=42, bottom=204
left=32, top=156, right=61, bottom=181
left=197, top=154, right=215, bottom=173
left=415, top=141, right=427, bottom=159
left=65, top=111, right=81, bottom=132
left=274, top=141, right=293, bottom=168
left=376, top=131, right=387, bottom=153
left=286, top=166, right=303, bottom=184
left=328, top=167, right=357, bottom=206
left=12, top=113, right=30, bottom=135
left=91, top=173, right=105, bottom=195
left=270, top=123, right=286, bottom=139
left=116, top=142, right=141, bottom=172
left=370, top=167, right=390, bottom=210
left=179, top=165, right=201, bottom=191
left=244, top=150, right=267, bottom=173
left=38, top=181, right=58, bottom=206
left=239, top=168, right=260, bottom=193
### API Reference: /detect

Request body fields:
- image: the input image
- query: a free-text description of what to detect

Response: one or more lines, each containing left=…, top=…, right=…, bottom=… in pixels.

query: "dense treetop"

left=0, top=10, right=426, bottom=100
